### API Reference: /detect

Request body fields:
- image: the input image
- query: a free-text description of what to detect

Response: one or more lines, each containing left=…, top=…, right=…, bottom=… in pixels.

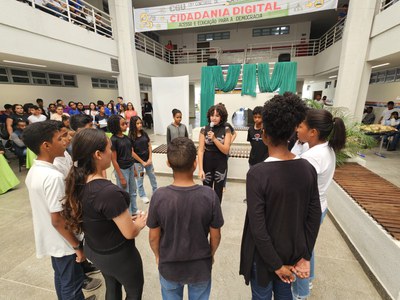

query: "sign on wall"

left=134, top=0, right=338, bottom=32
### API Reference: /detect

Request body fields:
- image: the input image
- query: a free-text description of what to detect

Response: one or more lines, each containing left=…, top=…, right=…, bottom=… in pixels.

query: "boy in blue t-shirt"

left=147, top=137, right=224, bottom=300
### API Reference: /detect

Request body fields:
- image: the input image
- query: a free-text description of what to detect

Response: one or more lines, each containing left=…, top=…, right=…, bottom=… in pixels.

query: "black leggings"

left=203, top=151, right=227, bottom=202
left=85, top=240, right=144, bottom=300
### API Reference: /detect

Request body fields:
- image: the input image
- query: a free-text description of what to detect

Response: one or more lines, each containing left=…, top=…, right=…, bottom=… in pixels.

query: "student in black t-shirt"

left=247, top=106, right=269, bottom=166
left=62, top=128, right=147, bottom=300
left=108, top=115, right=138, bottom=214
left=198, top=104, right=232, bottom=202
left=239, top=93, right=321, bottom=300
left=129, top=116, right=157, bottom=204
left=148, top=137, right=224, bottom=300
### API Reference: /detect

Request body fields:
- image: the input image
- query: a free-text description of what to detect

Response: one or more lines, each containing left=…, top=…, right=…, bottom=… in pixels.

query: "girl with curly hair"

left=240, top=93, right=322, bottom=300
left=198, top=104, right=232, bottom=202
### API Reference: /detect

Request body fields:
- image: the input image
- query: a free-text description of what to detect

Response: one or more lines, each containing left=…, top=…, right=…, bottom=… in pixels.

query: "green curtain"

left=258, top=62, right=297, bottom=94
left=241, top=64, right=257, bottom=97
left=200, top=66, right=215, bottom=126
left=213, top=65, right=241, bottom=92
left=200, top=65, right=241, bottom=126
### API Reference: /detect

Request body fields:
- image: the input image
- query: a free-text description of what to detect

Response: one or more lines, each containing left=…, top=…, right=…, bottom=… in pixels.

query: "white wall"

left=136, top=51, right=173, bottom=78
left=0, top=74, right=118, bottom=105
left=159, top=21, right=311, bottom=50
left=1, top=0, right=118, bottom=72
left=301, top=80, right=336, bottom=102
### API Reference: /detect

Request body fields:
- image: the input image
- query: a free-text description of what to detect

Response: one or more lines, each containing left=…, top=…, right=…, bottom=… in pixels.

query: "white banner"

left=134, top=0, right=338, bottom=32
left=152, top=76, right=190, bottom=136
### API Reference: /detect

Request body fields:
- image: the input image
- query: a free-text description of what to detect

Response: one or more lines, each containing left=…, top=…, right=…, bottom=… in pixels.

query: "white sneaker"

left=141, top=196, right=150, bottom=204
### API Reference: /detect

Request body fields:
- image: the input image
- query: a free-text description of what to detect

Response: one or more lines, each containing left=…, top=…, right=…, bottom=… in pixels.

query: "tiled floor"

left=1, top=138, right=396, bottom=300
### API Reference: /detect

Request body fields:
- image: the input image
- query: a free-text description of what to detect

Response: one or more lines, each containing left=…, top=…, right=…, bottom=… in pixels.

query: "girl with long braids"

left=198, top=104, right=232, bottom=202
left=292, top=109, right=346, bottom=299
left=62, top=128, right=147, bottom=300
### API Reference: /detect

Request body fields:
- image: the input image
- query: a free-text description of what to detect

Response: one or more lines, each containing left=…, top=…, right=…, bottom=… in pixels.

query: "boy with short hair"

left=148, top=137, right=224, bottom=300
left=23, top=121, right=87, bottom=300
left=247, top=106, right=269, bottom=167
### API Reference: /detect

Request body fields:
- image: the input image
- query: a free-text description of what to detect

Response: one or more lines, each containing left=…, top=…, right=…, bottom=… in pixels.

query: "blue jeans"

left=134, top=162, right=157, bottom=198
left=159, top=274, right=211, bottom=300
left=114, top=165, right=137, bottom=214
left=292, top=209, right=328, bottom=299
left=251, top=262, right=293, bottom=300
left=51, top=254, right=85, bottom=300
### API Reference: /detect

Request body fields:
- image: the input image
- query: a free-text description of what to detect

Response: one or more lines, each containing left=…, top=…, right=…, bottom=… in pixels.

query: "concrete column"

left=108, top=0, right=141, bottom=111
left=334, top=0, right=380, bottom=121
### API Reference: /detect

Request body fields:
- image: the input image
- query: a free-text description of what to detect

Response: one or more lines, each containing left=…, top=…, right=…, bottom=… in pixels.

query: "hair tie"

left=73, top=161, right=78, bottom=167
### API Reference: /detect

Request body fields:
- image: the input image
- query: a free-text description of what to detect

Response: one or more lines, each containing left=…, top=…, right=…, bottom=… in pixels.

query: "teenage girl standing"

left=63, top=128, right=147, bottom=300
left=166, top=108, right=188, bottom=145
left=292, top=109, right=346, bottom=299
left=108, top=115, right=138, bottom=215
left=129, top=116, right=157, bottom=204
left=198, top=104, right=232, bottom=202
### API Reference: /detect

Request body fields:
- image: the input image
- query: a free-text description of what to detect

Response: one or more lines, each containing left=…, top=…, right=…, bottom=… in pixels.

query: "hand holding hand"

left=291, top=258, right=310, bottom=279
left=275, top=265, right=295, bottom=284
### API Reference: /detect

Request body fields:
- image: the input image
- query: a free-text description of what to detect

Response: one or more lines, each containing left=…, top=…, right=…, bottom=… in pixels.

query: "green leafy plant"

left=304, top=100, right=377, bottom=166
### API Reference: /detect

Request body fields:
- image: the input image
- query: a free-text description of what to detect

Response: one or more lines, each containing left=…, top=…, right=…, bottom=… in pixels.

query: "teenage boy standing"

left=148, top=137, right=224, bottom=300
left=23, top=121, right=91, bottom=300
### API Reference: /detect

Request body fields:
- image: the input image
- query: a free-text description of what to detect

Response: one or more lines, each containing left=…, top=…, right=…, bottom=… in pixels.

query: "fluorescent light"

left=329, top=75, right=337, bottom=78
left=371, top=63, right=390, bottom=69
left=112, top=75, right=118, bottom=78
left=3, top=60, right=47, bottom=68
left=206, top=38, right=213, bottom=41
left=309, top=81, right=314, bottom=83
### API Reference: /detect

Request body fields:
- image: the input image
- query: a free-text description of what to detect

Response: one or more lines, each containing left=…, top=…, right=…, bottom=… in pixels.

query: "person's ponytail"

left=329, top=117, right=346, bottom=152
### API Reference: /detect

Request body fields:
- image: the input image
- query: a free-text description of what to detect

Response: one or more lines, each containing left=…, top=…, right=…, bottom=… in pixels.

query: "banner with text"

left=134, top=0, right=338, bottom=32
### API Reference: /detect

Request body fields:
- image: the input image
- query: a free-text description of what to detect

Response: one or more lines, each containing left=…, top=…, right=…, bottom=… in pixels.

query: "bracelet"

left=73, top=240, right=83, bottom=250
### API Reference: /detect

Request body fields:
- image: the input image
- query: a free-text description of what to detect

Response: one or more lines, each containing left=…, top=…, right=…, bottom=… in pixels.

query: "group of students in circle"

left=22, top=92, right=346, bottom=300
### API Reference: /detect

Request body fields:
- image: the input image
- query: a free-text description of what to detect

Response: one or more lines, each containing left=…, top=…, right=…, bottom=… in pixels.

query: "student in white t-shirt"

left=379, top=101, right=399, bottom=124
left=292, top=109, right=346, bottom=300
left=23, top=121, right=86, bottom=300
left=28, top=105, right=47, bottom=124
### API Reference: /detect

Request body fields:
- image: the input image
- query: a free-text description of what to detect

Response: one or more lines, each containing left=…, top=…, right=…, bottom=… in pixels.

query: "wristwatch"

left=73, top=240, right=83, bottom=250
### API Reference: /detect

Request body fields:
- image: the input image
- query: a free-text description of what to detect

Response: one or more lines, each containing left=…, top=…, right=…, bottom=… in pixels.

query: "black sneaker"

left=82, top=276, right=102, bottom=292
left=82, top=260, right=100, bottom=276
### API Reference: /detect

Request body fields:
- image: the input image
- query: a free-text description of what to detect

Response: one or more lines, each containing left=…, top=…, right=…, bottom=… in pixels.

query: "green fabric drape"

left=258, top=62, right=297, bottom=94
left=200, top=65, right=241, bottom=126
left=200, top=66, right=215, bottom=127
left=241, top=64, right=257, bottom=97
left=213, top=65, right=241, bottom=92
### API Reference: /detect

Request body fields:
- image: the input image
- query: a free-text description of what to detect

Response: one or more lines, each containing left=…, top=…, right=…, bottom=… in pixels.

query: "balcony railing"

left=135, top=17, right=346, bottom=65
left=16, top=0, right=113, bottom=38
left=135, top=33, right=221, bottom=64
left=380, top=0, right=400, bottom=11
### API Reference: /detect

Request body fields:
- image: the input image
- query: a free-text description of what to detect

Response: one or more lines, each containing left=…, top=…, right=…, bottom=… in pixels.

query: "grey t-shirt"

left=147, top=184, right=224, bottom=283
left=166, top=123, right=188, bottom=145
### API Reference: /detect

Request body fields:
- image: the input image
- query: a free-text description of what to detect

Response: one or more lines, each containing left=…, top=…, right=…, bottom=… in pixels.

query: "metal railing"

left=17, top=0, right=113, bottom=38
left=135, top=33, right=221, bottom=64
left=380, top=0, right=400, bottom=11
left=135, top=16, right=346, bottom=65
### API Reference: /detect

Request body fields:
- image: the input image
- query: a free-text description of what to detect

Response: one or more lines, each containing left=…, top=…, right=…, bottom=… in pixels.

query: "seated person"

left=28, top=105, right=47, bottom=124
left=94, top=106, right=108, bottom=131
left=0, top=142, right=20, bottom=194
left=362, top=107, right=376, bottom=125
left=10, top=120, right=27, bottom=157
left=385, top=112, right=400, bottom=151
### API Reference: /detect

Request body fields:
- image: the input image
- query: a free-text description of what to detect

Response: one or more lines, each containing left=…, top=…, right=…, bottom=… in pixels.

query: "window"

left=197, top=31, right=230, bottom=42
left=0, top=66, right=77, bottom=87
left=11, top=69, right=30, bottom=84
left=0, top=68, right=9, bottom=83
left=377, top=71, right=386, bottom=83
left=370, top=72, right=377, bottom=84
left=252, top=26, right=290, bottom=37
left=32, top=71, right=48, bottom=85
left=385, top=69, right=396, bottom=82
left=91, top=77, right=118, bottom=89
left=396, top=68, right=400, bottom=82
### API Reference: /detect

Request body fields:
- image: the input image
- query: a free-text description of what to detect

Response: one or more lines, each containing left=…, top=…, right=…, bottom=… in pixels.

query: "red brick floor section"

left=334, top=163, right=400, bottom=240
